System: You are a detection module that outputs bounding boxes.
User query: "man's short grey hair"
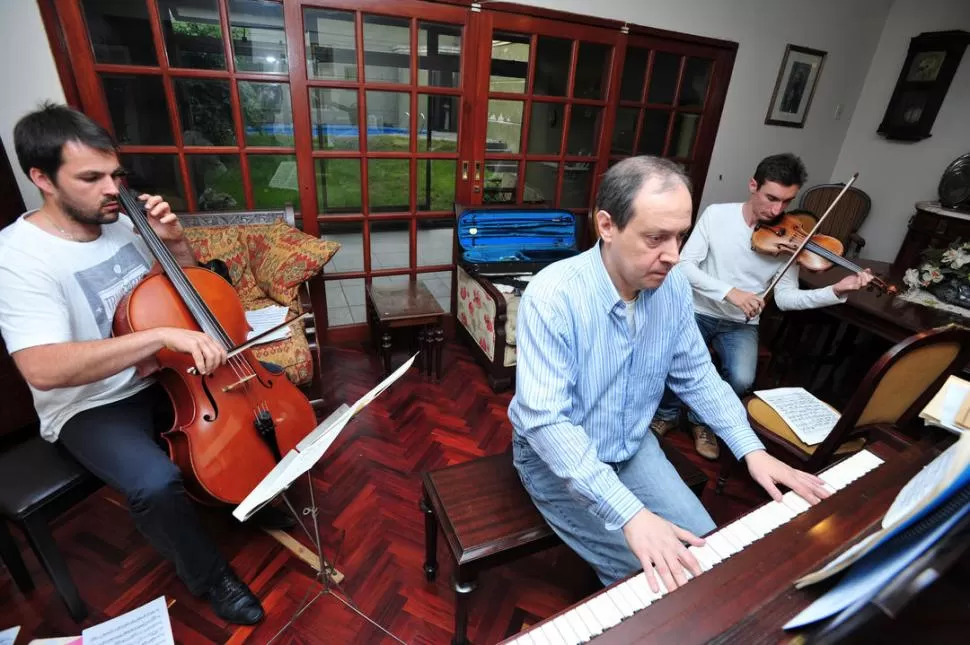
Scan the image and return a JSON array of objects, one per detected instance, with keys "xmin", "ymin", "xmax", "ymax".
[{"xmin": 595, "ymin": 156, "xmax": 692, "ymax": 230}]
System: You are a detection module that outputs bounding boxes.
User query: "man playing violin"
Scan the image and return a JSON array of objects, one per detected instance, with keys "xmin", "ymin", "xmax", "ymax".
[
  {"xmin": 652, "ymin": 153, "xmax": 873, "ymax": 460},
  {"xmin": 510, "ymin": 156, "xmax": 831, "ymax": 594},
  {"xmin": 0, "ymin": 103, "xmax": 266, "ymax": 624}
]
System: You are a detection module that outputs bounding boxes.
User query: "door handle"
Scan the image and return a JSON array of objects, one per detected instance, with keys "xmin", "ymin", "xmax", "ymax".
[
  {"xmin": 474, "ymin": 161, "xmax": 482, "ymax": 182},
  {"xmin": 462, "ymin": 160, "xmax": 469, "ymax": 181}
]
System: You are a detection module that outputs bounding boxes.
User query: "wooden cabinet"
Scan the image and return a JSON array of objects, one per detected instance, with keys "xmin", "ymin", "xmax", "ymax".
[{"xmin": 891, "ymin": 201, "xmax": 970, "ymax": 275}]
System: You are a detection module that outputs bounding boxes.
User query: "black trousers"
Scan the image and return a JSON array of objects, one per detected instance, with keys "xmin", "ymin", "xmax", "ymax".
[{"xmin": 57, "ymin": 384, "xmax": 226, "ymax": 595}]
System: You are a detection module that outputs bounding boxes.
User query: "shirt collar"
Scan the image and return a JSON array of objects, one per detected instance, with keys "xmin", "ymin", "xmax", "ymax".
[{"xmin": 587, "ymin": 242, "xmax": 629, "ymax": 314}]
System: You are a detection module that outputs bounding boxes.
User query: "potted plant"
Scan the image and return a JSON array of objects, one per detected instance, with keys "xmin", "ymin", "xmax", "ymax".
[{"xmin": 903, "ymin": 239, "xmax": 970, "ymax": 307}]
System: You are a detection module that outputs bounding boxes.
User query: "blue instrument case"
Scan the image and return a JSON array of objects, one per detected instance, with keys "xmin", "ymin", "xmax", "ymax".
[{"xmin": 454, "ymin": 203, "xmax": 582, "ymax": 275}]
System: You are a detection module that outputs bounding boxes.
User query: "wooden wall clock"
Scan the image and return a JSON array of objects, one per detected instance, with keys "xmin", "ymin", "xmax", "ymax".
[{"xmin": 877, "ymin": 30, "xmax": 970, "ymax": 141}]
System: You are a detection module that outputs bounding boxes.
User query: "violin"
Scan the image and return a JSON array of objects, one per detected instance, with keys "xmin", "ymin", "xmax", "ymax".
[
  {"xmin": 751, "ymin": 173, "xmax": 897, "ymax": 299},
  {"xmin": 752, "ymin": 210, "xmax": 897, "ymax": 295},
  {"xmin": 112, "ymin": 186, "xmax": 317, "ymax": 506}
]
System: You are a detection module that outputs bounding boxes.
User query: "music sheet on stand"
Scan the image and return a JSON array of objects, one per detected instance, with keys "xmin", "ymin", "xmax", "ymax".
[{"xmin": 754, "ymin": 387, "xmax": 839, "ymax": 446}]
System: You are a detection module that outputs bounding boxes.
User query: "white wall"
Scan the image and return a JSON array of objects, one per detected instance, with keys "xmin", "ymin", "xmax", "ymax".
[
  {"xmin": 832, "ymin": 0, "xmax": 970, "ymax": 262},
  {"xmin": 514, "ymin": 0, "xmax": 893, "ymax": 212},
  {"xmin": 0, "ymin": 1, "xmax": 67, "ymax": 211}
]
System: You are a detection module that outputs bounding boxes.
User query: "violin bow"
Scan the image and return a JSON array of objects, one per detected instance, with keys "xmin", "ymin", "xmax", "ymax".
[{"xmin": 759, "ymin": 172, "xmax": 859, "ymax": 300}]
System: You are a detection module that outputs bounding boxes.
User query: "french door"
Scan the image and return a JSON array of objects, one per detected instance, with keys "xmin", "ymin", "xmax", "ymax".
[{"xmin": 50, "ymin": 0, "xmax": 736, "ymax": 336}]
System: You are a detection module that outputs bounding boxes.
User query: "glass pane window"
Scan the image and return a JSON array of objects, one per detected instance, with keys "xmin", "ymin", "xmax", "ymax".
[
  {"xmin": 325, "ymin": 276, "xmax": 365, "ymax": 325},
  {"xmin": 486, "ymin": 100, "xmax": 523, "ymax": 154},
  {"xmin": 368, "ymin": 159, "xmax": 410, "ymax": 212},
  {"xmin": 638, "ymin": 109, "xmax": 670, "ymax": 156},
  {"xmin": 157, "ymin": 0, "xmax": 225, "ymax": 70},
  {"xmin": 648, "ymin": 52, "xmax": 681, "ymax": 104},
  {"xmin": 320, "ymin": 223, "xmax": 363, "ymax": 275},
  {"xmin": 417, "ymin": 95, "xmax": 459, "ymax": 152},
  {"xmin": 419, "ymin": 22, "xmax": 461, "ymax": 88},
  {"xmin": 524, "ymin": 161, "xmax": 558, "ymax": 204},
  {"xmin": 310, "ymin": 88, "xmax": 359, "ymax": 151},
  {"xmin": 305, "ymin": 8, "xmax": 356, "ymax": 81},
  {"xmin": 417, "ymin": 220, "xmax": 454, "ymax": 267},
  {"xmin": 483, "ymin": 160, "xmax": 518, "ymax": 204},
  {"xmin": 239, "ymin": 81, "xmax": 293, "ymax": 147},
  {"xmin": 315, "ymin": 159, "xmax": 362, "ymax": 214},
  {"xmin": 490, "ymin": 32, "xmax": 530, "ymax": 93},
  {"xmin": 369, "ymin": 220, "xmax": 410, "ymax": 270},
  {"xmin": 527, "ymin": 102, "xmax": 563, "ymax": 155},
  {"xmin": 174, "ymin": 79, "xmax": 235, "ymax": 146},
  {"xmin": 81, "ymin": 0, "xmax": 157, "ymax": 65},
  {"xmin": 420, "ymin": 270, "xmax": 452, "ymax": 312},
  {"xmin": 417, "ymin": 160, "xmax": 456, "ymax": 212},
  {"xmin": 187, "ymin": 154, "xmax": 244, "ymax": 211},
  {"xmin": 122, "ymin": 154, "xmax": 187, "ymax": 212},
  {"xmin": 574, "ymin": 42, "xmax": 610, "ymax": 99},
  {"xmin": 102, "ymin": 74, "xmax": 173, "ymax": 146},
  {"xmin": 366, "ymin": 91, "xmax": 410, "ymax": 152},
  {"xmin": 562, "ymin": 162, "xmax": 592, "ymax": 209},
  {"xmin": 363, "ymin": 14, "xmax": 410, "ymax": 84},
  {"xmin": 249, "ymin": 154, "xmax": 299, "ymax": 208},
  {"xmin": 229, "ymin": 0, "xmax": 287, "ymax": 73},
  {"xmin": 566, "ymin": 106, "xmax": 602, "ymax": 156},
  {"xmin": 611, "ymin": 107, "xmax": 638, "ymax": 155},
  {"xmin": 620, "ymin": 47, "xmax": 649, "ymax": 102},
  {"xmin": 533, "ymin": 36, "xmax": 570, "ymax": 96},
  {"xmin": 679, "ymin": 58, "xmax": 713, "ymax": 108},
  {"xmin": 670, "ymin": 113, "xmax": 701, "ymax": 158}
]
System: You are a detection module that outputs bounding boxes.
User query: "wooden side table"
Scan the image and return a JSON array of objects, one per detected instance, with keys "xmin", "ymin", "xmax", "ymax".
[{"xmin": 366, "ymin": 279, "xmax": 447, "ymax": 380}]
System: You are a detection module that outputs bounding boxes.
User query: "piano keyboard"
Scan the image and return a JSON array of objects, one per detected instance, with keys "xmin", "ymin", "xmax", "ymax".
[{"xmin": 505, "ymin": 449, "xmax": 886, "ymax": 645}]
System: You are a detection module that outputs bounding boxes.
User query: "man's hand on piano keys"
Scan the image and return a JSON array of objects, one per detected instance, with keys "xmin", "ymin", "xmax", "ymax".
[
  {"xmin": 744, "ymin": 450, "xmax": 831, "ymax": 505},
  {"xmin": 621, "ymin": 509, "xmax": 704, "ymax": 594}
]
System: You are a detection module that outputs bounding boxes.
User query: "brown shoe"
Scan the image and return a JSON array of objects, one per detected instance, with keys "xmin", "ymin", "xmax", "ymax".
[
  {"xmin": 691, "ymin": 425, "xmax": 720, "ymax": 460},
  {"xmin": 650, "ymin": 417, "xmax": 679, "ymax": 438}
]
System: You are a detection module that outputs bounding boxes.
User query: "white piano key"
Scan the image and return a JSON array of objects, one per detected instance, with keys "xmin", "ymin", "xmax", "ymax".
[
  {"xmin": 513, "ymin": 633, "xmax": 535, "ymax": 645},
  {"xmin": 626, "ymin": 575, "xmax": 655, "ymax": 607},
  {"xmin": 782, "ymin": 490, "xmax": 811, "ymax": 514},
  {"xmin": 769, "ymin": 501, "xmax": 797, "ymax": 522},
  {"xmin": 576, "ymin": 602, "xmax": 604, "ymax": 635},
  {"xmin": 699, "ymin": 542, "xmax": 723, "ymax": 564},
  {"xmin": 738, "ymin": 508, "xmax": 770, "ymax": 538},
  {"xmin": 618, "ymin": 580, "xmax": 646, "ymax": 611},
  {"xmin": 541, "ymin": 621, "xmax": 569, "ymax": 645},
  {"xmin": 759, "ymin": 502, "xmax": 792, "ymax": 528},
  {"xmin": 688, "ymin": 545, "xmax": 714, "ymax": 570},
  {"xmin": 550, "ymin": 616, "xmax": 580, "ymax": 645},
  {"xmin": 705, "ymin": 531, "xmax": 735, "ymax": 558},
  {"xmin": 856, "ymin": 450, "xmax": 884, "ymax": 469},
  {"xmin": 528, "ymin": 626, "xmax": 551, "ymax": 645},
  {"xmin": 715, "ymin": 526, "xmax": 744, "ymax": 552},
  {"xmin": 563, "ymin": 610, "xmax": 592, "ymax": 643},
  {"xmin": 591, "ymin": 594, "xmax": 623, "ymax": 628},
  {"xmin": 631, "ymin": 572, "xmax": 661, "ymax": 603},
  {"xmin": 728, "ymin": 520, "xmax": 759, "ymax": 545},
  {"xmin": 606, "ymin": 585, "xmax": 636, "ymax": 618}
]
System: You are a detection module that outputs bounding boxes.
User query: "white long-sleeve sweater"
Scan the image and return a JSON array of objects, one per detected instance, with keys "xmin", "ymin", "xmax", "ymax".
[{"xmin": 679, "ymin": 203, "xmax": 845, "ymax": 325}]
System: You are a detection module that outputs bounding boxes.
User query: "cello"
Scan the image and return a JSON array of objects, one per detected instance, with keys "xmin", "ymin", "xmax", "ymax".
[{"xmin": 112, "ymin": 186, "xmax": 317, "ymax": 506}]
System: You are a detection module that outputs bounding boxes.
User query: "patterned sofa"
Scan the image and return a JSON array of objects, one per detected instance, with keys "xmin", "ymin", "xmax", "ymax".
[
  {"xmin": 456, "ymin": 265, "xmax": 522, "ymax": 392},
  {"xmin": 178, "ymin": 205, "xmax": 339, "ymax": 396}
]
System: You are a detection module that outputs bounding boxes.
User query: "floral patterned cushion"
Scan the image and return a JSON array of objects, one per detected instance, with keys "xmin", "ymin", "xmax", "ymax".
[
  {"xmin": 456, "ymin": 266, "xmax": 520, "ymax": 367},
  {"xmin": 243, "ymin": 220, "xmax": 341, "ymax": 304},
  {"xmin": 183, "ymin": 226, "xmax": 263, "ymax": 306}
]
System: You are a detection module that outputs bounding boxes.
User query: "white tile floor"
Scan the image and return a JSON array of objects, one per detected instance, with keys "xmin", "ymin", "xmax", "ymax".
[{"xmin": 323, "ymin": 227, "xmax": 454, "ymax": 327}]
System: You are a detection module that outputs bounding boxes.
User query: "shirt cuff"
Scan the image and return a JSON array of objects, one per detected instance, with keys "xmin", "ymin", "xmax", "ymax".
[
  {"xmin": 720, "ymin": 428, "xmax": 766, "ymax": 462},
  {"xmin": 828, "ymin": 285, "xmax": 849, "ymax": 304},
  {"xmin": 595, "ymin": 478, "xmax": 645, "ymax": 531}
]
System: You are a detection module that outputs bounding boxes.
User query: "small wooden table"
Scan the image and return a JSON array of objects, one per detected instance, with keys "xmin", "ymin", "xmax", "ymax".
[{"xmin": 366, "ymin": 279, "xmax": 447, "ymax": 379}]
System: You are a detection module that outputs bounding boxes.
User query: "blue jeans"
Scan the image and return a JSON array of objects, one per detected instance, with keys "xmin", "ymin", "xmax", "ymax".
[
  {"xmin": 657, "ymin": 313, "xmax": 759, "ymax": 426},
  {"xmin": 513, "ymin": 431, "xmax": 716, "ymax": 586}
]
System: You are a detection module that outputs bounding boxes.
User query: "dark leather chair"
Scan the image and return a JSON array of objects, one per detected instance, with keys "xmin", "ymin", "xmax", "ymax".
[{"xmin": 0, "ymin": 436, "xmax": 103, "ymax": 621}]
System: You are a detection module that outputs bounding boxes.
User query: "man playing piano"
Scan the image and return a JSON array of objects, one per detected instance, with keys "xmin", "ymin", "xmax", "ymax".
[
  {"xmin": 508, "ymin": 156, "xmax": 830, "ymax": 593},
  {"xmin": 652, "ymin": 153, "xmax": 873, "ymax": 461}
]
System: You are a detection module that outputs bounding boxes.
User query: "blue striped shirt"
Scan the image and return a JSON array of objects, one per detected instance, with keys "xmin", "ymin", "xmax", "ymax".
[{"xmin": 508, "ymin": 244, "xmax": 765, "ymax": 531}]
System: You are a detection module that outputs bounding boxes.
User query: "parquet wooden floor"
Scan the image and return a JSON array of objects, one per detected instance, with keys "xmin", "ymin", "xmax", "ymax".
[{"xmin": 1, "ymin": 340, "xmax": 770, "ymax": 644}]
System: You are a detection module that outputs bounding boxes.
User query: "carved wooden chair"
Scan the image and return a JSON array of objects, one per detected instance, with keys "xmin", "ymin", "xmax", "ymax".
[
  {"xmin": 716, "ymin": 324, "xmax": 970, "ymax": 494},
  {"xmin": 798, "ymin": 183, "xmax": 872, "ymax": 258}
]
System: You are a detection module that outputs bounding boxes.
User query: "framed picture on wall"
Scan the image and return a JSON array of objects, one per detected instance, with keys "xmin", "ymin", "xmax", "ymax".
[{"xmin": 765, "ymin": 44, "xmax": 827, "ymax": 128}]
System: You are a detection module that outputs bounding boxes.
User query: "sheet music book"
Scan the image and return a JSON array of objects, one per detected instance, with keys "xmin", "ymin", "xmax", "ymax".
[
  {"xmin": 0, "ymin": 627, "xmax": 20, "ymax": 645},
  {"xmin": 794, "ymin": 431, "xmax": 970, "ymax": 589},
  {"xmin": 920, "ymin": 375, "xmax": 970, "ymax": 433},
  {"xmin": 25, "ymin": 597, "xmax": 174, "ymax": 645},
  {"xmin": 753, "ymin": 387, "xmax": 840, "ymax": 446},
  {"xmin": 233, "ymin": 353, "xmax": 418, "ymax": 522},
  {"xmin": 245, "ymin": 305, "xmax": 293, "ymax": 344}
]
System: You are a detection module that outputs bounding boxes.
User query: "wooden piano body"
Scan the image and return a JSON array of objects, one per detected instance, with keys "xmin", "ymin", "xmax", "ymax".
[{"xmin": 502, "ymin": 437, "xmax": 970, "ymax": 644}]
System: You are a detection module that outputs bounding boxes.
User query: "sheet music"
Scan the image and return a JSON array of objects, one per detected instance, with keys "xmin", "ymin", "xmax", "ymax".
[
  {"xmin": 753, "ymin": 387, "xmax": 839, "ymax": 446},
  {"xmin": 940, "ymin": 379, "xmax": 970, "ymax": 431},
  {"xmin": 245, "ymin": 305, "xmax": 292, "ymax": 343},
  {"xmin": 82, "ymin": 596, "xmax": 174, "ymax": 645},
  {"xmin": 0, "ymin": 627, "xmax": 20, "ymax": 645},
  {"xmin": 883, "ymin": 446, "xmax": 956, "ymax": 528}
]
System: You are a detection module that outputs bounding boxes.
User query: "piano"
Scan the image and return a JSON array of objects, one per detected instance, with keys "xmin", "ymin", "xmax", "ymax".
[{"xmin": 500, "ymin": 440, "xmax": 966, "ymax": 644}]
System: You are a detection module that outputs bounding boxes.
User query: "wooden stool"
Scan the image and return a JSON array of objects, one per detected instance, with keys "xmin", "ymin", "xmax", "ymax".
[
  {"xmin": 366, "ymin": 279, "xmax": 447, "ymax": 380},
  {"xmin": 420, "ymin": 443, "xmax": 708, "ymax": 644}
]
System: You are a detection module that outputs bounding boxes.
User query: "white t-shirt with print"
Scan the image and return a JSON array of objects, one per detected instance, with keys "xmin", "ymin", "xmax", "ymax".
[{"xmin": 0, "ymin": 212, "xmax": 154, "ymax": 441}]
